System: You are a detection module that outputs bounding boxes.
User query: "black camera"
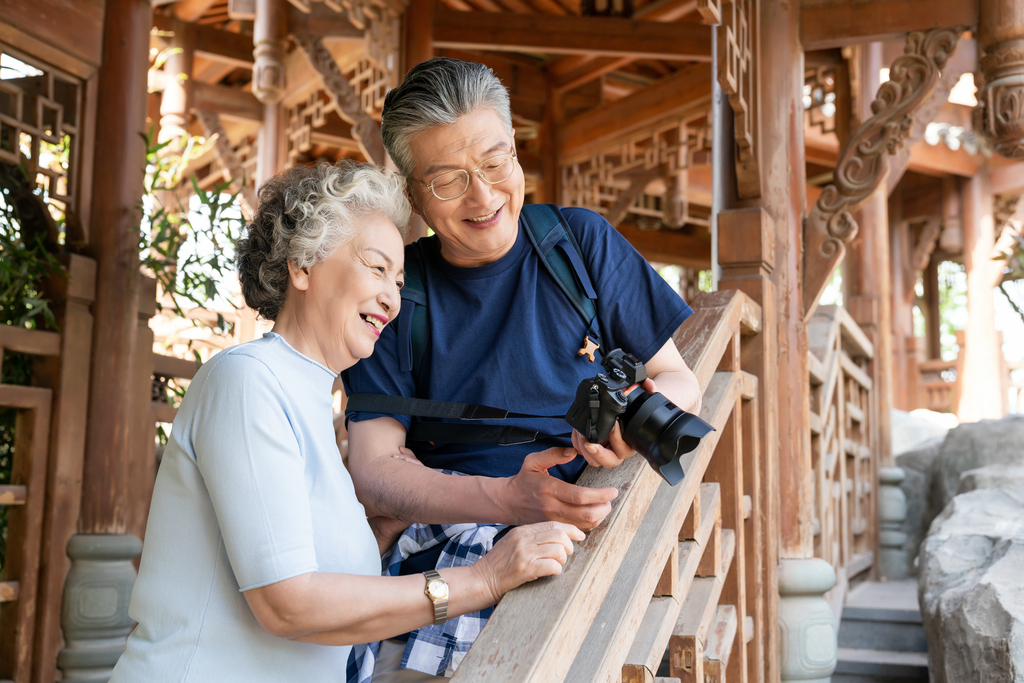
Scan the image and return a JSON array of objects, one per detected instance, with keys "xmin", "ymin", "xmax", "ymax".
[{"xmin": 564, "ymin": 349, "xmax": 714, "ymax": 486}]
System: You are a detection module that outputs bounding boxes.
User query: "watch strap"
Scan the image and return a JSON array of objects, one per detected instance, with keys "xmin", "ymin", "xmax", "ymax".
[{"xmin": 423, "ymin": 569, "xmax": 449, "ymax": 625}]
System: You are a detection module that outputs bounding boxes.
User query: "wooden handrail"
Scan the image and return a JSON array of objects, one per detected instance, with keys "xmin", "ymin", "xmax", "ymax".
[{"xmin": 452, "ymin": 289, "xmax": 762, "ymax": 682}]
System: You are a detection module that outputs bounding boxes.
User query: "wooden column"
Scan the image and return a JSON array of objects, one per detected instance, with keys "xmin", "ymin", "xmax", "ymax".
[
  {"xmin": 158, "ymin": 17, "xmax": 196, "ymax": 145},
  {"xmin": 253, "ymin": 0, "xmax": 288, "ymax": 104},
  {"xmin": 753, "ymin": 0, "xmax": 811, "ymax": 563},
  {"xmin": 845, "ymin": 42, "xmax": 894, "ymax": 468},
  {"xmin": 61, "ymin": 1, "xmax": 151, "ymax": 676},
  {"xmin": 958, "ymin": 171, "xmax": 1004, "ymax": 421},
  {"xmin": 256, "ymin": 101, "xmax": 283, "ymax": 189},
  {"xmin": 888, "ymin": 197, "xmax": 914, "ymax": 412},
  {"xmin": 404, "ymin": 0, "xmax": 435, "ymax": 71},
  {"xmin": 733, "ymin": 1, "xmax": 835, "ymax": 680},
  {"xmin": 538, "ymin": 77, "xmax": 562, "ymax": 205},
  {"xmin": 81, "ymin": 0, "xmax": 152, "ymax": 536},
  {"xmin": 924, "ymin": 254, "xmax": 941, "ymax": 360},
  {"xmin": 403, "ymin": 0, "xmax": 435, "ymax": 243}
]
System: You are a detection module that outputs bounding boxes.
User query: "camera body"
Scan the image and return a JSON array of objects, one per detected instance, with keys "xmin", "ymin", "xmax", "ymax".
[
  {"xmin": 564, "ymin": 349, "xmax": 647, "ymax": 444},
  {"xmin": 564, "ymin": 349, "xmax": 714, "ymax": 486}
]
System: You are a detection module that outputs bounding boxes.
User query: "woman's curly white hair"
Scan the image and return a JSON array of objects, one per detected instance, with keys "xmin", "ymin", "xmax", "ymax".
[{"xmin": 236, "ymin": 161, "xmax": 411, "ymax": 320}]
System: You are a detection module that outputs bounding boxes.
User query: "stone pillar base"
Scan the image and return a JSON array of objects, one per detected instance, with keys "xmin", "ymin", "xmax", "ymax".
[
  {"xmin": 878, "ymin": 467, "xmax": 910, "ymax": 580},
  {"xmin": 779, "ymin": 557, "xmax": 838, "ymax": 682},
  {"xmin": 58, "ymin": 534, "xmax": 143, "ymax": 683}
]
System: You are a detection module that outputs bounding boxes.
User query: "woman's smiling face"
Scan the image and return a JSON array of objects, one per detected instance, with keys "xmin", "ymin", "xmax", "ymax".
[
  {"xmin": 292, "ymin": 212, "xmax": 405, "ymax": 372},
  {"xmin": 407, "ymin": 108, "xmax": 524, "ymax": 268}
]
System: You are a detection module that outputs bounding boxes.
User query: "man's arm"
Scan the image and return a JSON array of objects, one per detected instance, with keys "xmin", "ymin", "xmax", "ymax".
[
  {"xmin": 571, "ymin": 338, "xmax": 702, "ymax": 468},
  {"xmin": 347, "ymin": 416, "xmax": 618, "ymax": 529}
]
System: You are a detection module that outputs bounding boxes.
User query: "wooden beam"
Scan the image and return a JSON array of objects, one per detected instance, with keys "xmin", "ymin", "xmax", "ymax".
[
  {"xmin": 433, "ymin": 9, "xmax": 712, "ymax": 60},
  {"xmin": 989, "ymin": 159, "xmax": 1024, "ymax": 193},
  {"xmin": 801, "ymin": 0, "xmax": 979, "ymax": 51},
  {"xmin": 153, "ymin": 14, "xmax": 257, "ymax": 68},
  {"xmin": 193, "ymin": 82, "xmax": 264, "ymax": 121},
  {"xmin": 173, "ymin": 0, "xmax": 221, "ymax": 21},
  {"xmin": 559, "ymin": 64, "xmax": 712, "ymax": 157},
  {"xmin": 615, "ymin": 223, "xmax": 711, "ymax": 269},
  {"xmin": 906, "ymin": 140, "xmax": 985, "ymax": 178},
  {"xmin": 287, "ymin": 2, "xmax": 363, "ymax": 38}
]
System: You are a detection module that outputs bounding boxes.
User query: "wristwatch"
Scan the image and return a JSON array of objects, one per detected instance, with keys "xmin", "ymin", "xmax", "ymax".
[{"xmin": 423, "ymin": 569, "xmax": 450, "ymax": 625}]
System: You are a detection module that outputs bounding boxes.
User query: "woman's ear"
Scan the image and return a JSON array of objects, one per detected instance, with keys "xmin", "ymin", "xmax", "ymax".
[{"xmin": 287, "ymin": 261, "xmax": 311, "ymax": 291}]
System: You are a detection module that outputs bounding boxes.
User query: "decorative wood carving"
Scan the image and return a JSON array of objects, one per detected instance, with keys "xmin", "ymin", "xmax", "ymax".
[
  {"xmin": 293, "ymin": 33, "xmax": 385, "ymax": 164},
  {"xmin": 253, "ymin": 0, "xmax": 288, "ymax": 103},
  {"xmin": 196, "ymin": 111, "xmax": 258, "ymax": 218},
  {"xmin": 978, "ymin": 0, "xmax": 1024, "ymax": 159},
  {"xmin": 561, "ymin": 111, "xmax": 711, "ymax": 229},
  {"xmin": 717, "ymin": 0, "xmax": 761, "ymax": 199},
  {"xmin": 805, "ymin": 66, "xmax": 838, "ymax": 138},
  {"xmin": 802, "ymin": 27, "xmax": 963, "ymax": 321}
]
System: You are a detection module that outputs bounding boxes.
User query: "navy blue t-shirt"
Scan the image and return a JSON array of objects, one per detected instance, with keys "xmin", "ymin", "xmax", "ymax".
[{"xmin": 343, "ymin": 206, "xmax": 693, "ymax": 483}]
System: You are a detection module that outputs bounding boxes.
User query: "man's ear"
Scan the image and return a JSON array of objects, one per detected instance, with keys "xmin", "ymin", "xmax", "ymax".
[
  {"xmin": 405, "ymin": 184, "xmax": 426, "ymax": 218},
  {"xmin": 287, "ymin": 261, "xmax": 311, "ymax": 291}
]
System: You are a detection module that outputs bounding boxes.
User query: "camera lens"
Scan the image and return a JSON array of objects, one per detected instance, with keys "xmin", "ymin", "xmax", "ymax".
[{"xmin": 620, "ymin": 390, "xmax": 715, "ymax": 485}]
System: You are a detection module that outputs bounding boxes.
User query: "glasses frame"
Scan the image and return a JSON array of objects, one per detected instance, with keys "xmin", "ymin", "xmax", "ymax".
[{"xmin": 410, "ymin": 149, "xmax": 518, "ymax": 201}]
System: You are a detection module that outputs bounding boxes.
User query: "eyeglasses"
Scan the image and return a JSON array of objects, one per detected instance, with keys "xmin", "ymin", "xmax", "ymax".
[{"xmin": 410, "ymin": 150, "xmax": 518, "ymax": 201}]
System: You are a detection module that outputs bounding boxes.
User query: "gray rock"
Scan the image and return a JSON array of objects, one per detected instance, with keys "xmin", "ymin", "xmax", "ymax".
[
  {"xmin": 895, "ymin": 436, "xmax": 944, "ymax": 574},
  {"xmin": 891, "ymin": 408, "xmax": 955, "ymax": 457},
  {"xmin": 931, "ymin": 414, "xmax": 1024, "ymax": 518},
  {"xmin": 958, "ymin": 464, "xmax": 1024, "ymax": 495},
  {"xmin": 918, "ymin": 484, "xmax": 1024, "ymax": 683}
]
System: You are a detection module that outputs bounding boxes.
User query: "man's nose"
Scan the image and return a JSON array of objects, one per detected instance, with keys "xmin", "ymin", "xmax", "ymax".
[{"xmin": 465, "ymin": 171, "xmax": 497, "ymax": 203}]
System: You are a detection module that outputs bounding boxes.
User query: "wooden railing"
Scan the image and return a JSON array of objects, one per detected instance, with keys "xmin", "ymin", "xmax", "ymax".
[
  {"xmin": 452, "ymin": 289, "xmax": 769, "ymax": 683},
  {"xmin": 807, "ymin": 305, "xmax": 876, "ymax": 610}
]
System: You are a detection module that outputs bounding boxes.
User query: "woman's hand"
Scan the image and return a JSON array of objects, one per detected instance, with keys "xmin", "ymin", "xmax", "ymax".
[
  {"xmin": 366, "ymin": 447, "xmax": 423, "ymax": 553},
  {"xmin": 472, "ymin": 521, "xmax": 586, "ymax": 603}
]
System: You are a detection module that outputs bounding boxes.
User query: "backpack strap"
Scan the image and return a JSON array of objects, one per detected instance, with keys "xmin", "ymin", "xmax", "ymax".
[
  {"xmin": 397, "ymin": 241, "xmax": 429, "ymax": 377},
  {"xmin": 520, "ymin": 204, "xmax": 600, "ymax": 341}
]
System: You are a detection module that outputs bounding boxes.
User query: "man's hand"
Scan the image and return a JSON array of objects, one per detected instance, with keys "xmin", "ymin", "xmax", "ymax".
[
  {"xmin": 571, "ymin": 377, "xmax": 660, "ymax": 469},
  {"xmin": 498, "ymin": 447, "xmax": 618, "ymax": 530}
]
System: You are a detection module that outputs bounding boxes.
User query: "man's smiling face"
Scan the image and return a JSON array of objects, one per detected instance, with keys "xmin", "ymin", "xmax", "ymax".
[{"xmin": 407, "ymin": 108, "xmax": 524, "ymax": 268}]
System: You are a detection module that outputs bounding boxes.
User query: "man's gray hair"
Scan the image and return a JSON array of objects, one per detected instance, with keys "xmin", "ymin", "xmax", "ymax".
[
  {"xmin": 236, "ymin": 161, "xmax": 411, "ymax": 321},
  {"xmin": 381, "ymin": 57, "xmax": 513, "ymax": 177}
]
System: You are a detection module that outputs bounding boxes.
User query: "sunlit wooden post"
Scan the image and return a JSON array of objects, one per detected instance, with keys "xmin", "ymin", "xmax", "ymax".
[
  {"xmin": 957, "ymin": 171, "xmax": 1004, "ymax": 420},
  {"xmin": 60, "ymin": 0, "xmax": 152, "ymax": 680}
]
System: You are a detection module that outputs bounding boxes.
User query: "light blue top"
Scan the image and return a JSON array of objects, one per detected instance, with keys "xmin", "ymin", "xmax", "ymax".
[{"xmin": 112, "ymin": 333, "xmax": 381, "ymax": 683}]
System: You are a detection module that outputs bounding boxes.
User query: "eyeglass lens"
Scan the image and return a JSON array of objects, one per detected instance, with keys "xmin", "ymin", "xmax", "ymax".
[{"xmin": 431, "ymin": 154, "xmax": 515, "ymax": 200}]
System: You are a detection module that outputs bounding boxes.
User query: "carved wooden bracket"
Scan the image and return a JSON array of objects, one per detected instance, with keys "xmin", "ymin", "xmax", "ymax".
[
  {"xmin": 293, "ymin": 33, "xmax": 386, "ymax": 165},
  {"xmin": 196, "ymin": 111, "xmax": 259, "ymax": 219},
  {"xmin": 802, "ymin": 27, "xmax": 963, "ymax": 322},
  {"xmin": 701, "ymin": 0, "xmax": 761, "ymax": 199}
]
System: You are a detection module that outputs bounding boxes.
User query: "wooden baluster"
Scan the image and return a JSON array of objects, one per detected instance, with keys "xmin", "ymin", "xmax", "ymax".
[
  {"xmin": 718, "ymin": 207, "xmax": 776, "ymax": 683},
  {"xmin": 127, "ymin": 276, "xmax": 158, "ymax": 550}
]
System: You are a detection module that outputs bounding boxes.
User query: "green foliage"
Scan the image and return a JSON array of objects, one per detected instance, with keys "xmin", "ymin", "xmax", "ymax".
[
  {"xmin": 937, "ymin": 261, "xmax": 968, "ymax": 361},
  {"xmin": 137, "ymin": 128, "xmax": 247, "ymax": 442},
  {"xmin": 0, "ymin": 163, "xmax": 67, "ymax": 573}
]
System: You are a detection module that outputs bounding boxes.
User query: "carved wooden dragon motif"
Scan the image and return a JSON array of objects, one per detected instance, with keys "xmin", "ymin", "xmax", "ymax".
[
  {"xmin": 802, "ymin": 27, "xmax": 963, "ymax": 321},
  {"xmin": 293, "ymin": 33, "xmax": 386, "ymax": 165}
]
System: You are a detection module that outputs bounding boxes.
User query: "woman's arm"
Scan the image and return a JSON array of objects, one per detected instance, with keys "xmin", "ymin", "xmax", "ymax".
[{"xmin": 243, "ymin": 521, "xmax": 584, "ymax": 645}]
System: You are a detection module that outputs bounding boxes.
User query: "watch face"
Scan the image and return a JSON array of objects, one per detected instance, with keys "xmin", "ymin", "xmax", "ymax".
[{"xmin": 427, "ymin": 579, "xmax": 449, "ymax": 600}]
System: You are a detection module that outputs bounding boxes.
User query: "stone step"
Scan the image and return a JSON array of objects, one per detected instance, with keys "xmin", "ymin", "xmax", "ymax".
[
  {"xmin": 839, "ymin": 606, "xmax": 928, "ymax": 653},
  {"xmin": 835, "ymin": 647, "xmax": 930, "ymax": 681}
]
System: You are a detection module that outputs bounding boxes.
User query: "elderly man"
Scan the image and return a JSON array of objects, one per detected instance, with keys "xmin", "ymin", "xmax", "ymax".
[{"xmin": 342, "ymin": 57, "xmax": 702, "ymax": 681}]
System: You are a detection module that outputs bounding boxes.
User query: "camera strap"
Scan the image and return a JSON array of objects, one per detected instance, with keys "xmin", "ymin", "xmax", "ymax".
[{"xmin": 345, "ymin": 393, "xmax": 572, "ymax": 446}]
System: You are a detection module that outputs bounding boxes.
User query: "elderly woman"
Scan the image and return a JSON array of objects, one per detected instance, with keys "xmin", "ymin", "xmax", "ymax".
[{"xmin": 110, "ymin": 161, "xmax": 583, "ymax": 683}]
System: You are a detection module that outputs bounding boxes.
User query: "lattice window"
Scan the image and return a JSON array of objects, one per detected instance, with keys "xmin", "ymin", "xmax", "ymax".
[
  {"xmin": 804, "ymin": 66, "xmax": 838, "ymax": 137},
  {"xmin": 0, "ymin": 46, "xmax": 83, "ymax": 221},
  {"xmin": 287, "ymin": 91, "xmax": 328, "ymax": 163},
  {"xmin": 561, "ymin": 112, "xmax": 711, "ymax": 228}
]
